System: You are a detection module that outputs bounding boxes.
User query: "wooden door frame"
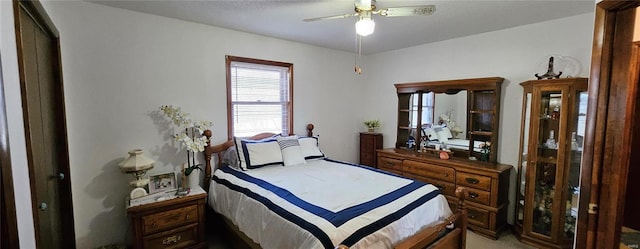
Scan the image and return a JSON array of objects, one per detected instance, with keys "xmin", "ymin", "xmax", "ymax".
[
  {"xmin": 0, "ymin": 54, "xmax": 20, "ymax": 249},
  {"xmin": 576, "ymin": 1, "xmax": 640, "ymax": 249},
  {"xmin": 13, "ymin": 1, "xmax": 76, "ymax": 248}
]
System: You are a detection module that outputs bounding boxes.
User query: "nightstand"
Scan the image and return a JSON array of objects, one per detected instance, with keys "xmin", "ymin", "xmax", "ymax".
[
  {"xmin": 127, "ymin": 186, "xmax": 208, "ymax": 249},
  {"xmin": 360, "ymin": 132, "xmax": 382, "ymax": 167}
]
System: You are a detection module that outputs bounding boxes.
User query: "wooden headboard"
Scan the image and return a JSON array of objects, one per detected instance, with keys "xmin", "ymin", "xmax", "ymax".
[{"xmin": 201, "ymin": 123, "xmax": 315, "ymax": 191}]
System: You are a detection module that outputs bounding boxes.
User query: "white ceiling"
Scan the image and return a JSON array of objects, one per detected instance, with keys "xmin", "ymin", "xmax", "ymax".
[{"xmin": 90, "ymin": 0, "xmax": 596, "ymax": 55}]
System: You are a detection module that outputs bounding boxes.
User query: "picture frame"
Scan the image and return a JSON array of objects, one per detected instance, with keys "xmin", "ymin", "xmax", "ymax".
[{"xmin": 148, "ymin": 172, "xmax": 177, "ymax": 194}]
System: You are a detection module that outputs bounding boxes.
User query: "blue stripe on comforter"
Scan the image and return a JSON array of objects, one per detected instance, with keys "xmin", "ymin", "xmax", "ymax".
[
  {"xmin": 219, "ymin": 164, "xmax": 425, "ymax": 227},
  {"xmin": 213, "ymin": 159, "xmax": 442, "ymax": 248},
  {"xmin": 213, "ymin": 176, "xmax": 335, "ymax": 249},
  {"xmin": 340, "ymin": 190, "xmax": 442, "ymax": 247}
]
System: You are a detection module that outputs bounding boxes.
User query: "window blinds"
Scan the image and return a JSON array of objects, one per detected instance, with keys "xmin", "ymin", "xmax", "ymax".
[{"xmin": 230, "ymin": 61, "xmax": 290, "ymax": 137}]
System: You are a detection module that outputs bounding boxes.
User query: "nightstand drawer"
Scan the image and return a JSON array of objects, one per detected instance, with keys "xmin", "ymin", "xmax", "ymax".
[
  {"xmin": 143, "ymin": 205, "xmax": 198, "ymax": 235},
  {"xmin": 143, "ymin": 223, "xmax": 198, "ymax": 249},
  {"xmin": 456, "ymin": 172, "xmax": 491, "ymax": 191}
]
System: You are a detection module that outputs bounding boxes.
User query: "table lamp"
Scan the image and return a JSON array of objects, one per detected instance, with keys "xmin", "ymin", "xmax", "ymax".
[{"xmin": 119, "ymin": 149, "xmax": 154, "ymax": 196}]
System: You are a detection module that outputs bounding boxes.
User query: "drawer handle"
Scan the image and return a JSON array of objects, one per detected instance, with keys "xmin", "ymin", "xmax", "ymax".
[
  {"xmin": 186, "ymin": 214, "xmax": 190, "ymax": 220},
  {"xmin": 386, "ymin": 162, "xmax": 393, "ymax": 166},
  {"xmin": 152, "ymin": 222, "xmax": 157, "ymax": 229},
  {"xmin": 468, "ymin": 192, "xmax": 479, "ymax": 199},
  {"xmin": 162, "ymin": 235, "xmax": 181, "ymax": 245},
  {"xmin": 434, "ymin": 184, "xmax": 446, "ymax": 190},
  {"xmin": 465, "ymin": 177, "xmax": 480, "ymax": 184},
  {"xmin": 468, "ymin": 213, "xmax": 477, "ymax": 219}
]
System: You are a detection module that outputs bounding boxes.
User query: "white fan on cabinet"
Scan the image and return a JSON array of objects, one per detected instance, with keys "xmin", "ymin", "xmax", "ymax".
[{"xmin": 304, "ymin": 0, "xmax": 435, "ymax": 37}]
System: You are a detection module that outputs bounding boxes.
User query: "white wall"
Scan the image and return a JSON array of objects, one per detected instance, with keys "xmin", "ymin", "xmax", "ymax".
[
  {"xmin": 2, "ymin": 0, "xmax": 596, "ymax": 247},
  {"xmin": 35, "ymin": 1, "xmax": 366, "ymax": 248},
  {"xmin": 364, "ymin": 13, "xmax": 595, "ymax": 224}
]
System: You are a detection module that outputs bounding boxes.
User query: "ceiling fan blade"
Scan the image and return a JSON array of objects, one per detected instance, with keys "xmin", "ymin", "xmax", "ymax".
[
  {"xmin": 377, "ymin": 5, "xmax": 435, "ymax": 17},
  {"xmin": 303, "ymin": 13, "xmax": 358, "ymax": 22}
]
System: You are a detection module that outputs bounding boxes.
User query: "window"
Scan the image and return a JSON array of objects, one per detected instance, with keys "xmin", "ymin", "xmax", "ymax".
[
  {"xmin": 409, "ymin": 92, "xmax": 435, "ymax": 128},
  {"xmin": 226, "ymin": 56, "xmax": 293, "ymax": 139}
]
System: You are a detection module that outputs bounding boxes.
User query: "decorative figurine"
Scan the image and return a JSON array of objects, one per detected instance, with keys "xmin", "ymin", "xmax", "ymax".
[
  {"xmin": 545, "ymin": 130, "xmax": 558, "ymax": 149},
  {"xmin": 535, "ymin": 57, "xmax": 563, "ymax": 80}
]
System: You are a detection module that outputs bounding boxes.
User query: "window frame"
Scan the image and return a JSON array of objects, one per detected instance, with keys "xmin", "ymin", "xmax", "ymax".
[{"xmin": 225, "ymin": 55, "xmax": 294, "ymax": 140}]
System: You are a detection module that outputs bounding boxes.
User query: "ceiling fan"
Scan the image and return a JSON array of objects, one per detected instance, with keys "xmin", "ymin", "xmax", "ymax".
[{"xmin": 303, "ymin": 0, "xmax": 436, "ymax": 37}]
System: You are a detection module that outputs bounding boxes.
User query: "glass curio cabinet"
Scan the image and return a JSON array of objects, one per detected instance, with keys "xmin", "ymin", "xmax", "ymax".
[{"xmin": 514, "ymin": 78, "xmax": 588, "ymax": 249}]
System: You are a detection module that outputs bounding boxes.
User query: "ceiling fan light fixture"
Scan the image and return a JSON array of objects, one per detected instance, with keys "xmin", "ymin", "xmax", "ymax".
[{"xmin": 355, "ymin": 15, "xmax": 375, "ymax": 36}]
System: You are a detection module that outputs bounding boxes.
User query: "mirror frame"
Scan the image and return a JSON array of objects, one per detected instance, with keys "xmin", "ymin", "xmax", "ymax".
[{"xmin": 394, "ymin": 77, "xmax": 504, "ymax": 163}]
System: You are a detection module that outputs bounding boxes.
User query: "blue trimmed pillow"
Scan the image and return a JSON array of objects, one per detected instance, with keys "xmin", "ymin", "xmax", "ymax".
[
  {"xmin": 234, "ymin": 135, "xmax": 283, "ymax": 170},
  {"xmin": 298, "ymin": 137, "xmax": 325, "ymax": 160},
  {"xmin": 277, "ymin": 136, "xmax": 306, "ymax": 166}
]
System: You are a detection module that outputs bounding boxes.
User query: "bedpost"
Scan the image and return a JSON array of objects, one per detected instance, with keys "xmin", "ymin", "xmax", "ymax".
[
  {"xmin": 307, "ymin": 123, "xmax": 314, "ymax": 137},
  {"xmin": 455, "ymin": 187, "xmax": 468, "ymax": 249},
  {"xmin": 203, "ymin": 129, "xmax": 213, "ymax": 192}
]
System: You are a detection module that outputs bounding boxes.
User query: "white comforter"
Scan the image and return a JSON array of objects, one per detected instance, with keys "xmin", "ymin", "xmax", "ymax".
[{"xmin": 209, "ymin": 159, "xmax": 452, "ymax": 249}]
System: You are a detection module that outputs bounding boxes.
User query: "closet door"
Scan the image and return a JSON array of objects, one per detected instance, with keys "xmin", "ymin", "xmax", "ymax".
[{"xmin": 577, "ymin": 2, "xmax": 640, "ymax": 249}]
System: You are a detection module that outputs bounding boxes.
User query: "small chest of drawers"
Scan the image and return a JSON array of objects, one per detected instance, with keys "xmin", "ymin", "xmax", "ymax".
[
  {"xmin": 127, "ymin": 187, "xmax": 208, "ymax": 249},
  {"xmin": 360, "ymin": 132, "xmax": 383, "ymax": 167}
]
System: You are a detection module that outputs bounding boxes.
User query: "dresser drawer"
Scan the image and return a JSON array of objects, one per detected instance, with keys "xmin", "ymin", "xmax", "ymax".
[
  {"xmin": 464, "ymin": 189, "xmax": 491, "ymax": 206},
  {"xmin": 143, "ymin": 223, "xmax": 198, "ymax": 249},
  {"xmin": 378, "ymin": 157, "xmax": 403, "ymax": 172},
  {"xmin": 466, "ymin": 205, "xmax": 490, "ymax": 229},
  {"xmin": 143, "ymin": 205, "xmax": 198, "ymax": 235},
  {"xmin": 406, "ymin": 174, "xmax": 456, "ymax": 197},
  {"xmin": 456, "ymin": 172, "xmax": 491, "ymax": 191},
  {"xmin": 403, "ymin": 160, "xmax": 455, "ymax": 182}
]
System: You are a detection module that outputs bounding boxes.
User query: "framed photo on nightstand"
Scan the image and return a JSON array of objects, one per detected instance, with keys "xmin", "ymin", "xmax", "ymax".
[{"xmin": 148, "ymin": 172, "xmax": 176, "ymax": 194}]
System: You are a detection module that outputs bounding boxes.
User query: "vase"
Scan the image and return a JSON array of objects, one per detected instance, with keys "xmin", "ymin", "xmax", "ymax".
[
  {"xmin": 188, "ymin": 170, "xmax": 201, "ymax": 189},
  {"xmin": 368, "ymin": 128, "xmax": 375, "ymax": 132}
]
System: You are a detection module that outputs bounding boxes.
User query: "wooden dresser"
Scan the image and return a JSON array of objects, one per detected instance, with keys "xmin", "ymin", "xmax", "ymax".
[
  {"xmin": 127, "ymin": 187, "xmax": 208, "ymax": 249},
  {"xmin": 377, "ymin": 148, "xmax": 512, "ymax": 239},
  {"xmin": 360, "ymin": 132, "xmax": 383, "ymax": 167}
]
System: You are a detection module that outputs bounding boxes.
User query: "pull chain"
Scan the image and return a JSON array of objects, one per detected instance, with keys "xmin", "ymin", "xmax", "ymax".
[{"xmin": 354, "ymin": 34, "xmax": 362, "ymax": 75}]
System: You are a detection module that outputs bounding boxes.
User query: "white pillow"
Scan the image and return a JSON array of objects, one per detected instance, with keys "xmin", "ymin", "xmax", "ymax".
[
  {"xmin": 423, "ymin": 128, "xmax": 439, "ymax": 141},
  {"xmin": 298, "ymin": 137, "xmax": 325, "ymax": 160},
  {"xmin": 222, "ymin": 146, "xmax": 240, "ymax": 169},
  {"xmin": 277, "ymin": 136, "xmax": 306, "ymax": 166},
  {"xmin": 234, "ymin": 136, "xmax": 283, "ymax": 170},
  {"xmin": 434, "ymin": 127, "xmax": 452, "ymax": 142}
]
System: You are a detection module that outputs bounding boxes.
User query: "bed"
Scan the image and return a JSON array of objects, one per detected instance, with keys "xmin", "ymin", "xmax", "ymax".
[
  {"xmin": 420, "ymin": 126, "xmax": 485, "ymax": 155},
  {"xmin": 201, "ymin": 125, "xmax": 468, "ymax": 249}
]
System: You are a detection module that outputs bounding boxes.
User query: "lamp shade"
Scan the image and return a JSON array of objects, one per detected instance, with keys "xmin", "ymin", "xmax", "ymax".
[
  {"xmin": 355, "ymin": 15, "xmax": 375, "ymax": 36},
  {"xmin": 119, "ymin": 149, "xmax": 154, "ymax": 173}
]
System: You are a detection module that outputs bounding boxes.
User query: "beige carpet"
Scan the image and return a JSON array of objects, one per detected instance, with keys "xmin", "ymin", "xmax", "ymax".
[
  {"xmin": 208, "ymin": 229, "xmax": 537, "ymax": 249},
  {"xmin": 467, "ymin": 230, "xmax": 537, "ymax": 249}
]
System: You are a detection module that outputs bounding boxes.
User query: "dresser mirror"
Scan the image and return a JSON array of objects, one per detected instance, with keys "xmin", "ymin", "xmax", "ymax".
[{"xmin": 395, "ymin": 77, "xmax": 503, "ymax": 163}]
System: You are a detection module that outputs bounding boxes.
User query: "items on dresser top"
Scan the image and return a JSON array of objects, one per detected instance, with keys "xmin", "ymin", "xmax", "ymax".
[
  {"xmin": 377, "ymin": 148, "xmax": 511, "ymax": 239},
  {"xmin": 128, "ymin": 186, "xmax": 205, "ymax": 207}
]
